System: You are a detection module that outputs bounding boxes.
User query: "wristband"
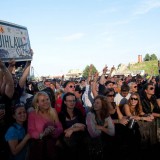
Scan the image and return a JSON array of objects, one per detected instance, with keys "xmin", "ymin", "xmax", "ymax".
[
  {"xmin": 39, "ymin": 133, "xmax": 43, "ymax": 139},
  {"xmin": 72, "ymin": 124, "xmax": 76, "ymax": 128}
]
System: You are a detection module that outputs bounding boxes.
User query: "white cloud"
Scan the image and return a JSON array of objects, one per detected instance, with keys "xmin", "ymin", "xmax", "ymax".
[
  {"xmin": 62, "ymin": 33, "xmax": 85, "ymax": 41},
  {"xmin": 109, "ymin": 19, "xmax": 130, "ymax": 26},
  {"xmin": 100, "ymin": 7, "xmax": 118, "ymax": 14},
  {"xmin": 134, "ymin": 0, "xmax": 160, "ymax": 15}
]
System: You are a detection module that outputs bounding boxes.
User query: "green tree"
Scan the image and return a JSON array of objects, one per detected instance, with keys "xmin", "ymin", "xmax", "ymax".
[
  {"xmin": 150, "ymin": 54, "xmax": 158, "ymax": 60},
  {"xmin": 82, "ymin": 64, "xmax": 97, "ymax": 78},
  {"xmin": 143, "ymin": 53, "xmax": 150, "ymax": 61}
]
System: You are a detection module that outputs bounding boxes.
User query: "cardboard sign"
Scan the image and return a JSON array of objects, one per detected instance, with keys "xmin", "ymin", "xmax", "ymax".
[{"xmin": 0, "ymin": 20, "xmax": 32, "ymax": 62}]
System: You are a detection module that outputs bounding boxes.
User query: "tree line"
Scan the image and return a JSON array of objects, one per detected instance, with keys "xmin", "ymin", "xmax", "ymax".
[
  {"xmin": 82, "ymin": 54, "xmax": 159, "ymax": 77},
  {"xmin": 143, "ymin": 53, "xmax": 158, "ymax": 61}
]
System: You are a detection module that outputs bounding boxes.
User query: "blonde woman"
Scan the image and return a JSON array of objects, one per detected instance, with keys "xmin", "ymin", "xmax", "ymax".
[{"xmin": 27, "ymin": 91, "xmax": 63, "ymax": 160}]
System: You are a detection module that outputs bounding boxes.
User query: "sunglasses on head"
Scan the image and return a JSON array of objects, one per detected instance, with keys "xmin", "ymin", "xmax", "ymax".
[
  {"xmin": 130, "ymin": 97, "xmax": 138, "ymax": 101},
  {"xmin": 13, "ymin": 102, "xmax": 25, "ymax": 112},
  {"xmin": 107, "ymin": 94, "xmax": 115, "ymax": 97},
  {"xmin": 69, "ymin": 85, "xmax": 75, "ymax": 88},
  {"xmin": 149, "ymin": 87, "xmax": 154, "ymax": 90},
  {"xmin": 15, "ymin": 102, "xmax": 25, "ymax": 107}
]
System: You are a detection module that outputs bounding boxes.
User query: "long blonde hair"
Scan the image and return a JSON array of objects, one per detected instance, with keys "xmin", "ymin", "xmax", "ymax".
[{"xmin": 32, "ymin": 91, "xmax": 55, "ymax": 121}]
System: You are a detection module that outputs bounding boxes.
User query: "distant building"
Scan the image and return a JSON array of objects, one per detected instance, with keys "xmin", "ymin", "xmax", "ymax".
[
  {"xmin": 138, "ymin": 55, "xmax": 142, "ymax": 63},
  {"xmin": 65, "ymin": 69, "xmax": 82, "ymax": 78}
]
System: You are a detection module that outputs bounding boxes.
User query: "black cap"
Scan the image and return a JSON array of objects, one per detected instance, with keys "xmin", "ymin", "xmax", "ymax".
[
  {"xmin": 105, "ymin": 80, "xmax": 114, "ymax": 86},
  {"xmin": 121, "ymin": 84, "xmax": 129, "ymax": 92},
  {"xmin": 75, "ymin": 85, "xmax": 81, "ymax": 91}
]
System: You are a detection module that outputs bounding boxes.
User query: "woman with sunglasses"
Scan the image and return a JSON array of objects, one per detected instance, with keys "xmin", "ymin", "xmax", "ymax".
[
  {"xmin": 123, "ymin": 93, "xmax": 154, "ymax": 122},
  {"xmin": 104, "ymin": 88, "xmax": 129, "ymax": 125},
  {"xmin": 140, "ymin": 82, "xmax": 160, "ymax": 118},
  {"xmin": 122, "ymin": 93, "xmax": 146, "ymax": 156},
  {"xmin": 55, "ymin": 80, "xmax": 86, "ymax": 117},
  {"xmin": 140, "ymin": 83, "xmax": 160, "ymax": 146},
  {"xmin": 123, "ymin": 93, "xmax": 156, "ymax": 152},
  {"xmin": 105, "ymin": 88, "xmax": 141, "ymax": 156}
]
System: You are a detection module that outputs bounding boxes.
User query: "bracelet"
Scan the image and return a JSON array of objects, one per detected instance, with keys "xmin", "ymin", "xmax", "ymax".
[
  {"xmin": 72, "ymin": 124, "xmax": 76, "ymax": 128},
  {"xmin": 115, "ymin": 119, "xmax": 119, "ymax": 123},
  {"xmin": 39, "ymin": 133, "xmax": 43, "ymax": 139}
]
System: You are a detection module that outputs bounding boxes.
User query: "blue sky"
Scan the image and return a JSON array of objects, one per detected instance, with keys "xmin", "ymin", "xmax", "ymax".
[{"xmin": 1, "ymin": 0, "xmax": 160, "ymax": 76}]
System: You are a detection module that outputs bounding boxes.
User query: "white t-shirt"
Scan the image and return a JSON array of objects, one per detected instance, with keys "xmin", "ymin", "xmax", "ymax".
[{"xmin": 114, "ymin": 92, "xmax": 131, "ymax": 106}]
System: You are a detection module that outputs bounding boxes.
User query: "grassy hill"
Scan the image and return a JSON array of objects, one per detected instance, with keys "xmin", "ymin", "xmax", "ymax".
[{"xmin": 127, "ymin": 60, "xmax": 159, "ymax": 76}]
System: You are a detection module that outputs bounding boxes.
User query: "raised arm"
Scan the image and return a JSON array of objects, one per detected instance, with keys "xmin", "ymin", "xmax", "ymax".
[
  {"xmin": 19, "ymin": 49, "xmax": 33, "ymax": 88},
  {"xmin": 91, "ymin": 72, "xmax": 99, "ymax": 97},
  {"xmin": 107, "ymin": 65, "xmax": 115, "ymax": 79},
  {"xmin": 99, "ymin": 65, "xmax": 107, "ymax": 85},
  {"xmin": 0, "ymin": 60, "xmax": 14, "ymax": 98},
  {"xmin": 87, "ymin": 64, "xmax": 93, "ymax": 85},
  {"xmin": 7, "ymin": 59, "xmax": 16, "ymax": 74},
  {"xmin": 19, "ymin": 61, "xmax": 31, "ymax": 88}
]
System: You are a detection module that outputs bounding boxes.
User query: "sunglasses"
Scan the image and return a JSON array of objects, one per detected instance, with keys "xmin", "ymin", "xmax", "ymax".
[
  {"xmin": 149, "ymin": 87, "xmax": 155, "ymax": 90},
  {"xmin": 69, "ymin": 85, "xmax": 75, "ymax": 88},
  {"xmin": 130, "ymin": 97, "xmax": 138, "ymax": 101},
  {"xmin": 107, "ymin": 94, "xmax": 115, "ymax": 97},
  {"xmin": 133, "ymin": 86, "xmax": 137, "ymax": 88}
]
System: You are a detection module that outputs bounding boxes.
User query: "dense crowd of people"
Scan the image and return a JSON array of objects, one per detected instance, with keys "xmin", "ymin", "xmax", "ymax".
[{"xmin": 0, "ymin": 58, "xmax": 160, "ymax": 160}]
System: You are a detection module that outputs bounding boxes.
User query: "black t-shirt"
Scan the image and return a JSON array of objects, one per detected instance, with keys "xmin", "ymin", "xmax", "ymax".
[
  {"xmin": 0, "ymin": 94, "xmax": 13, "ymax": 128},
  {"xmin": 0, "ymin": 94, "xmax": 13, "ymax": 154},
  {"xmin": 98, "ymin": 83, "xmax": 107, "ymax": 95}
]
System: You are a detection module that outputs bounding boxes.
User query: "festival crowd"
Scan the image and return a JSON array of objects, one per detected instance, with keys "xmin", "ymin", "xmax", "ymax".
[{"xmin": 0, "ymin": 56, "xmax": 160, "ymax": 160}]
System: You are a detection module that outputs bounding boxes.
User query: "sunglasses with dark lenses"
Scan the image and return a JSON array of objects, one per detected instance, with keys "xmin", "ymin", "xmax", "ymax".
[
  {"xmin": 69, "ymin": 85, "xmax": 75, "ymax": 88},
  {"xmin": 134, "ymin": 86, "xmax": 137, "ymax": 88},
  {"xmin": 130, "ymin": 97, "xmax": 138, "ymax": 101},
  {"xmin": 107, "ymin": 94, "xmax": 115, "ymax": 97},
  {"xmin": 149, "ymin": 87, "xmax": 155, "ymax": 90}
]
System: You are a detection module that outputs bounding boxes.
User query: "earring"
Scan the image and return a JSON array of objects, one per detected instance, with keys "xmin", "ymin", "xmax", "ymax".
[{"xmin": 35, "ymin": 105, "xmax": 39, "ymax": 110}]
